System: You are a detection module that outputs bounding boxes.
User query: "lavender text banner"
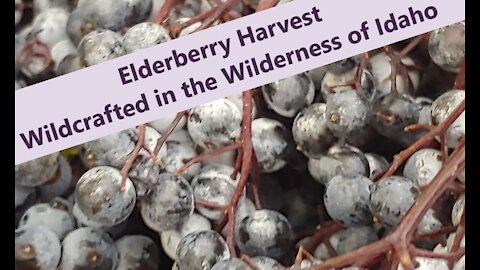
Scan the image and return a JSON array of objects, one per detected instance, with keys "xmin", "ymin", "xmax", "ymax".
[{"xmin": 15, "ymin": 0, "xmax": 465, "ymax": 165}]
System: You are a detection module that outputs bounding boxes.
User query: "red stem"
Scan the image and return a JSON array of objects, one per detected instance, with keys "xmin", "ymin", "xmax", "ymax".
[
  {"xmin": 410, "ymin": 245, "xmax": 464, "ymax": 260},
  {"xmin": 376, "ymin": 100, "xmax": 465, "ymax": 180},
  {"xmin": 414, "ymin": 225, "xmax": 457, "ymax": 240},
  {"xmin": 195, "ymin": 0, "xmax": 242, "ymax": 32},
  {"xmin": 452, "ymin": 60, "xmax": 465, "ymax": 90},
  {"xmin": 224, "ymin": 90, "xmax": 254, "ymax": 256},
  {"xmin": 195, "ymin": 199, "xmax": 227, "ymax": 209},
  {"xmin": 153, "ymin": 0, "xmax": 181, "ymax": 24},
  {"xmin": 250, "ymin": 151, "xmax": 261, "ymax": 209},
  {"xmin": 175, "ymin": 143, "xmax": 241, "ymax": 175},
  {"xmin": 231, "ymin": 148, "xmax": 243, "ymax": 180},
  {"xmin": 256, "ymin": 0, "xmax": 279, "ymax": 11},
  {"xmin": 120, "ymin": 125, "xmax": 146, "ymax": 192},
  {"xmin": 154, "ymin": 111, "xmax": 187, "ymax": 155},
  {"xmin": 227, "ymin": 207, "xmax": 237, "ymax": 257}
]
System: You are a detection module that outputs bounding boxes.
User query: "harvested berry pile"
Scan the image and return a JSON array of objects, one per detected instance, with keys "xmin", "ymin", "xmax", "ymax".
[{"xmin": 15, "ymin": 0, "xmax": 465, "ymax": 269}]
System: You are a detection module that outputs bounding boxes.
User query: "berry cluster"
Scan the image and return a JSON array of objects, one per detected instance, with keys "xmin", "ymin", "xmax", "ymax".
[{"xmin": 15, "ymin": 1, "xmax": 465, "ymax": 270}]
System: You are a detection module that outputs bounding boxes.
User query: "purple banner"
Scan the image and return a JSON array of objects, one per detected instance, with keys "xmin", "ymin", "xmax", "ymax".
[{"xmin": 15, "ymin": 0, "xmax": 465, "ymax": 164}]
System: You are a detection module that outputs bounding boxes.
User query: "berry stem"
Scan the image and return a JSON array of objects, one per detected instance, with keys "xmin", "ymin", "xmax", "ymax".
[
  {"xmin": 153, "ymin": 0, "xmax": 183, "ymax": 24},
  {"xmin": 452, "ymin": 59, "xmax": 465, "ymax": 90},
  {"xmin": 213, "ymin": 90, "xmax": 255, "ymax": 255},
  {"xmin": 324, "ymin": 238, "xmax": 338, "ymax": 258},
  {"xmin": 195, "ymin": 199, "xmax": 227, "ymax": 209},
  {"xmin": 447, "ymin": 181, "xmax": 465, "ymax": 196},
  {"xmin": 383, "ymin": 35, "xmax": 424, "ymax": 96},
  {"xmin": 227, "ymin": 207, "xmax": 237, "ymax": 257},
  {"xmin": 309, "ymin": 239, "xmax": 390, "ymax": 270},
  {"xmin": 242, "ymin": 0, "xmax": 256, "ymax": 11},
  {"xmin": 395, "ymin": 35, "xmax": 425, "ymax": 94},
  {"xmin": 256, "ymin": 0, "xmax": 279, "ymax": 11},
  {"xmin": 195, "ymin": 0, "xmax": 242, "ymax": 32},
  {"xmin": 383, "ymin": 46, "xmax": 398, "ymax": 94},
  {"xmin": 208, "ymin": 0, "xmax": 242, "ymax": 19},
  {"xmin": 404, "ymin": 124, "xmax": 434, "ymax": 132},
  {"xmin": 141, "ymin": 144, "xmax": 165, "ymax": 169},
  {"xmin": 120, "ymin": 124, "xmax": 147, "ymax": 192},
  {"xmin": 440, "ymin": 134, "xmax": 449, "ymax": 163},
  {"xmin": 414, "ymin": 225, "xmax": 457, "ymax": 240},
  {"xmin": 250, "ymin": 150, "xmax": 262, "ymax": 209},
  {"xmin": 294, "ymin": 246, "xmax": 317, "ymax": 267},
  {"xmin": 304, "ymin": 221, "xmax": 344, "ymax": 253},
  {"xmin": 231, "ymin": 147, "xmax": 243, "ymax": 179},
  {"xmin": 398, "ymin": 35, "xmax": 426, "ymax": 59},
  {"xmin": 377, "ymin": 255, "xmax": 391, "ymax": 270},
  {"xmin": 224, "ymin": 90, "xmax": 254, "ymax": 257},
  {"xmin": 153, "ymin": 111, "xmax": 187, "ymax": 155},
  {"xmin": 170, "ymin": 8, "xmax": 217, "ymax": 37},
  {"xmin": 388, "ymin": 257, "xmax": 400, "ymax": 270},
  {"xmin": 448, "ymin": 210, "xmax": 465, "ymax": 267},
  {"xmin": 409, "ymin": 245, "xmax": 464, "ymax": 260},
  {"xmin": 294, "ymin": 246, "xmax": 305, "ymax": 266},
  {"xmin": 240, "ymin": 255, "xmax": 261, "ymax": 270},
  {"xmin": 175, "ymin": 142, "xmax": 241, "ymax": 175},
  {"xmin": 354, "ymin": 52, "xmax": 369, "ymax": 92}
]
